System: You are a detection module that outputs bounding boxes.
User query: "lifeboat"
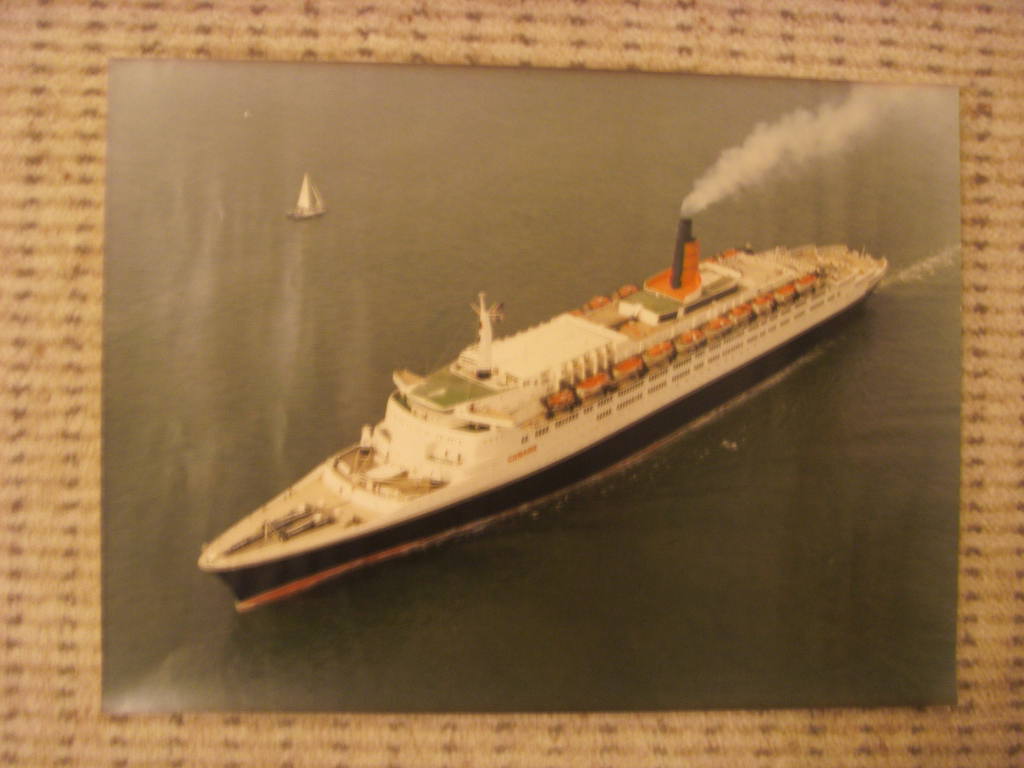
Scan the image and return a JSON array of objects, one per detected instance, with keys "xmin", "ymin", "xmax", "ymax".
[
  {"xmin": 543, "ymin": 388, "xmax": 578, "ymax": 414},
  {"xmin": 796, "ymin": 273, "xmax": 818, "ymax": 294},
  {"xmin": 575, "ymin": 371, "xmax": 611, "ymax": 400},
  {"xmin": 643, "ymin": 340, "xmax": 676, "ymax": 367},
  {"xmin": 675, "ymin": 328, "xmax": 706, "ymax": 351},
  {"xmin": 612, "ymin": 355, "xmax": 645, "ymax": 381},
  {"xmin": 730, "ymin": 303, "xmax": 753, "ymax": 323},
  {"xmin": 616, "ymin": 283, "xmax": 639, "ymax": 299},
  {"xmin": 703, "ymin": 314, "xmax": 734, "ymax": 339},
  {"xmin": 774, "ymin": 283, "xmax": 797, "ymax": 303},
  {"xmin": 586, "ymin": 295, "xmax": 611, "ymax": 311},
  {"xmin": 752, "ymin": 294, "xmax": 775, "ymax": 315}
]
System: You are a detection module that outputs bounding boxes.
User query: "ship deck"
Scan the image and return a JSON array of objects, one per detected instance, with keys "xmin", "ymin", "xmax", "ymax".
[
  {"xmin": 410, "ymin": 368, "xmax": 496, "ymax": 410},
  {"xmin": 201, "ymin": 461, "xmax": 367, "ymax": 569},
  {"xmin": 335, "ymin": 447, "xmax": 445, "ymax": 497}
]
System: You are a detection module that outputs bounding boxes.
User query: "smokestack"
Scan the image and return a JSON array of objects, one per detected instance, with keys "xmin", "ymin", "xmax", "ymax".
[{"xmin": 670, "ymin": 218, "xmax": 695, "ymax": 290}]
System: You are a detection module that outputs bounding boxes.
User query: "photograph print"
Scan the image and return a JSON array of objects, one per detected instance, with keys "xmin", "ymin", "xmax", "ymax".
[{"xmin": 103, "ymin": 61, "xmax": 960, "ymax": 712}]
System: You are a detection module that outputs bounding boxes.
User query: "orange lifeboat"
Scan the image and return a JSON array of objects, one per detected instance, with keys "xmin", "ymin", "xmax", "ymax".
[
  {"xmin": 752, "ymin": 294, "xmax": 775, "ymax": 315},
  {"xmin": 612, "ymin": 355, "xmax": 645, "ymax": 381},
  {"xmin": 796, "ymin": 273, "xmax": 818, "ymax": 293},
  {"xmin": 643, "ymin": 340, "xmax": 675, "ymax": 367},
  {"xmin": 586, "ymin": 295, "xmax": 611, "ymax": 311},
  {"xmin": 703, "ymin": 314, "xmax": 734, "ymax": 339},
  {"xmin": 616, "ymin": 284, "xmax": 639, "ymax": 299},
  {"xmin": 544, "ymin": 388, "xmax": 577, "ymax": 414},
  {"xmin": 730, "ymin": 303, "xmax": 753, "ymax": 322},
  {"xmin": 774, "ymin": 283, "xmax": 797, "ymax": 303},
  {"xmin": 575, "ymin": 371, "xmax": 610, "ymax": 400},
  {"xmin": 675, "ymin": 328, "xmax": 706, "ymax": 351}
]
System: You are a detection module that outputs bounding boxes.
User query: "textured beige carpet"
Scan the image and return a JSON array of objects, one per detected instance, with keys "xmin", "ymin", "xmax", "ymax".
[{"xmin": 1, "ymin": 0, "xmax": 1022, "ymax": 765}]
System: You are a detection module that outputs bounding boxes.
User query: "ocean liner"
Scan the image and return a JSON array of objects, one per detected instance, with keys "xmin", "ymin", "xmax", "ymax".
[{"xmin": 199, "ymin": 216, "xmax": 887, "ymax": 610}]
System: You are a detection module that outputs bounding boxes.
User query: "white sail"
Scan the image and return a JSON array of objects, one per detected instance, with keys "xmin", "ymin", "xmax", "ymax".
[
  {"xmin": 308, "ymin": 178, "xmax": 324, "ymax": 211},
  {"xmin": 289, "ymin": 172, "xmax": 326, "ymax": 219},
  {"xmin": 297, "ymin": 174, "xmax": 313, "ymax": 210}
]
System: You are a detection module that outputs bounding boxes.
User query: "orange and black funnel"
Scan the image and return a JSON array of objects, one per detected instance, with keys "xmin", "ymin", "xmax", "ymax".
[{"xmin": 670, "ymin": 217, "xmax": 701, "ymax": 292}]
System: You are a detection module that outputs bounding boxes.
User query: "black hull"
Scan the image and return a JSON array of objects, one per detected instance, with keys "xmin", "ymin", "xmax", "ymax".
[{"xmin": 216, "ymin": 302, "xmax": 865, "ymax": 609}]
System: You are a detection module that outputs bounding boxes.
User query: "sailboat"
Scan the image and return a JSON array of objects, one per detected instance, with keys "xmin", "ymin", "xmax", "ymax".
[{"xmin": 287, "ymin": 172, "xmax": 326, "ymax": 220}]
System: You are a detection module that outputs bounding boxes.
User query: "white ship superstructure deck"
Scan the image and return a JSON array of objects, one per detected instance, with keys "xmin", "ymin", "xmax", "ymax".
[{"xmin": 490, "ymin": 312, "xmax": 626, "ymax": 386}]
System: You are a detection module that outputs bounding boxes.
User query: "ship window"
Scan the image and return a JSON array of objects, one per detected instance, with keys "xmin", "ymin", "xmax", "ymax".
[{"xmin": 617, "ymin": 394, "xmax": 643, "ymax": 410}]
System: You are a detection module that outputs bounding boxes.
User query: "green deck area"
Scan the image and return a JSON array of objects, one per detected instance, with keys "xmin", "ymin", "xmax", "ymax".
[
  {"xmin": 410, "ymin": 368, "xmax": 496, "ymax": 409},
  {"xmin": 626, "ymin": 290, "xmax": 683, "ymax": 315}
]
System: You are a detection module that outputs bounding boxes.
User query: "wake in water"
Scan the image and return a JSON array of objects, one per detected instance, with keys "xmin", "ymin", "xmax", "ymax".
[{"xmin": 881, "ymin": 244, "xmax": 959, "ymax": 288}]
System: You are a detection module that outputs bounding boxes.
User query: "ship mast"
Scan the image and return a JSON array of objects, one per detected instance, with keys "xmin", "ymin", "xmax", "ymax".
[{"xmin": 471, "ymin": 292, "xmax": 502, "ymax": 380}]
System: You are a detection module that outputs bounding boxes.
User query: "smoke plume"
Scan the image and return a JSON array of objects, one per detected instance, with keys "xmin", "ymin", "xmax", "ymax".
[{"xmin": 680, "ymin": 86, "xmax": 909, "ymax": 217}]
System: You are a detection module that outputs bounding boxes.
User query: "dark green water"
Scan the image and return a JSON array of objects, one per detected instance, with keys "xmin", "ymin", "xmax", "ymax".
[{"xmin": 103, "ymin": 62, "xmax": 960, "ymax": 712}]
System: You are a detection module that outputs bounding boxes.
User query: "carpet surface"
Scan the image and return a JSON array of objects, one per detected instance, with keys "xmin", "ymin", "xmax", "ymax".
[{"xmin": 1, "ymin": 0, "xmax": 1022, "ymax": 765}]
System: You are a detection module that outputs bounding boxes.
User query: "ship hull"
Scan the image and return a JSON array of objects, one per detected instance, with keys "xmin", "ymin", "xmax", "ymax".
[
  {"xmin": 219, "ymin": 300, "xmax": 867, "ymax": 610},
  {"xmin": 287, "ymin": 210, "xmax": 326, "ymax": 220}
]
